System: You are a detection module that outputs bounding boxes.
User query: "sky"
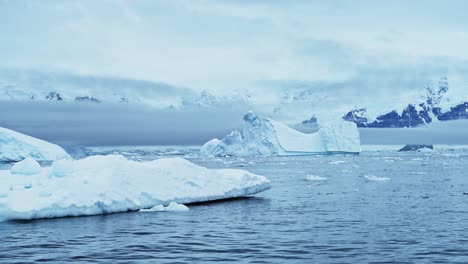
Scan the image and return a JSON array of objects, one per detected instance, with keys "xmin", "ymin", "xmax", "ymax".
[{"xmin": 1, "ymin": 0, "xmax": 468, "ymax": 94}]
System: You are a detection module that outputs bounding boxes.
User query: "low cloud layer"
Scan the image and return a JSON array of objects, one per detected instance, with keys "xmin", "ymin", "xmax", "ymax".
[
  {"xmin": 1, "ymin": 101, "xmax": 467, "ymax": 146},
  {"xmin": 0, "ymin": 102, "xmax": 245, "ymax": 146},
  {"xmin": 1, "ymin": 0, "xmax": 468, "ymax": 94}
]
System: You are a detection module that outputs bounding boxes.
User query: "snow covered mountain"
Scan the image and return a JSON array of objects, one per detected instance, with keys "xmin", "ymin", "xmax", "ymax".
[
  {"xmin": 0, "ymin": 69, "xmax": 197, "ymax": 108},
  {"xmin": 0, "ymin": 69, "xmax": 255, "ymax": 110},
  {"xmin": 341, "ymin": 77, "xmax": 468, "ymax": 128},
  {"xmin": 2, "ymin": 69, "xmax": 466, "ymax": 131}
]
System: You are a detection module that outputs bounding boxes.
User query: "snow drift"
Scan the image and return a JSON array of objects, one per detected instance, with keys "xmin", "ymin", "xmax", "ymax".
[
  {"xmin": 201, "ymin": 111, "xmax": 361, "ymax": 156},
  {"xmin": 0, "ymin": 127, "xmax": 71, "ymax": 162},
  {"xmin": 0, "ymin": 155, "xmax": 270, "ymax": 220}
]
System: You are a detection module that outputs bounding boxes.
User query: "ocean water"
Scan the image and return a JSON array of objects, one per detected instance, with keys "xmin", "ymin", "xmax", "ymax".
[{"xmin": 1, "ymin": 147, "xmax": 468, "ymax": 263}]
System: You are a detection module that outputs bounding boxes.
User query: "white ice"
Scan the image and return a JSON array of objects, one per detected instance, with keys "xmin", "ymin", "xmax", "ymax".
[
  {"xmin": 364, "ymin": 175, "xmax": 391, "ymax": 181},
  {"xmin": 200, "ymin": 111, "xmax": 361, "ymax": 156},
  {"xmin": 0, "ymin": 127, "xmax": 71, "ymax": 162},
  {"xmin": 140, "ymin": 202, "xmax": 189, "ymax": 212},
  {"xmin": 305, "ymin": 175, "xmax": 327, "ymax": 181},
  {"xmin": 0, "ymin": 155, "xmax": 270, "ymax": 220},
  {"xmin": 10, "ymin": 158, "xmax": 41, "ymax": 175}
]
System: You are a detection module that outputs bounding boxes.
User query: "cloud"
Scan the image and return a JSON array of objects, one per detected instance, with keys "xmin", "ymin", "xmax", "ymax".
[{"xmin": 0, "ymin": 0, "xmax": 467, "ymax": 101}]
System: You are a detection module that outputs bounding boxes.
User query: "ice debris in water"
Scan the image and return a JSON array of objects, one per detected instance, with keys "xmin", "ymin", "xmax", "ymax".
[
  {"xmin": 10, "ymin": 157, "xmax": 41, "ymax": 175},
  {"xmin": 140, "ymin": 202, "xmax": 189, "ymax": 212},
  {"xmin": 305, "ymin": 175, "xmax": 327, "ymax": 181},
  {"xmin": 329, "ymin": 160, "xmax": 346, "ymax": 165},
  {"xmin": 0, "ymin": 155, "xmax": 270, "ymax": 220},
  {"xmin": 200, "ymin": 111, "xmax": 361, "ymax": 157},
  {"xmin": 364, "ymin": 175, "xmax": 390, "ymax": 181}
]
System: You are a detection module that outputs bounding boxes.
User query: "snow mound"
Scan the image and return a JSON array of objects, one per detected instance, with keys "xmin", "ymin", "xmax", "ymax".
[
  {"xmin": 140, "ymin": 202, "xmax": 189, "ymax": 212},
  {"xmin": 200, "ymin": 111, "xmax": 361, "ymax": 156},
  {"xmin": 10, "ymin": 158, "xmax": 41, "ymax": 175},
  {"xmin": 0, "ymin": 155, "xmax": 270, "ymax": 220},
  {"xmin": 0, "ymin": 127, "xmax": 71, "ymax": 162}
]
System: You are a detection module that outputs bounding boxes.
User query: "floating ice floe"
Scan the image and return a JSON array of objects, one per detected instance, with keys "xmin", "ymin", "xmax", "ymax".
[
  {"xmin": 364, "ymin": 175, "xmax": 391, "ymax": 181},
  {"xmin": 200, "ymin": 111, "xmax": 361, "ymax": 157},
  {"xmin": 305, "ymin": 175, "xmax": 327, "ymax": 181},
  {"xmin": 0, "ymin": 127, "xmax": 71, "ymax": 162},
  {"xmin": 329, "ymin": 160, "xmax": 347, "ymax": 165},
  {"xmin": 0, "ymin": 155, "xmax": 270, "ymax": 220}
]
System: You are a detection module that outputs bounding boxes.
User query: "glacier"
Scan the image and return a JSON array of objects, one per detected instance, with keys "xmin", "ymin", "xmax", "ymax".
[
  {"xmin": 0, "ymin": 155, "xmax": 271, "ymax": 220},
  {"xmin": 0, "ymin": 127, "xmax": 71, "ymax": 162},
  {"xmin": 200, "ymin": 111, "xmax": 361, "ymax": 156}
]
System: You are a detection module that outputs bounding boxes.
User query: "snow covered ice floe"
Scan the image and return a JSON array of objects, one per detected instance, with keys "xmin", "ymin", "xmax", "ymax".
[
  {"xmin": 0, "ymin": 155, "xmax": 270, "ymax": 220},
  {"xmin": 200, "ymin": 111, "xmax": 361, "ymax": 157},
  {"xmin": 0, "ymin": 127, "xmax": 71, "ymax": 162}
]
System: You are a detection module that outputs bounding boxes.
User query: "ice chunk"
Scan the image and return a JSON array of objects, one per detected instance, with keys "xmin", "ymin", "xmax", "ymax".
[
  {"xmin": 200, "ymin": 111, "xmax": 361, "ymax": 156},
  {"xmin": 0, "ymin": 127, "xmax": 71, "ymax": 162},
  {"xmin": 329, "ymin": 160, "xmax": 346, "ymax": 165},
  {"xmin": 0, "ymin": 155, "xmax": 270, "ymax": 220},
  {"xmin": 305, "ymin": 175, "xmax": 327, "ymax": 181},
  {"xmin": 140, "ymin": 202, "xmax": 189, "ymax": 212},
  {"xmin": 364, "ymin": 175, "xmax": 390, "ymax": 181},
  {"xmin": 10, "ymin": 158, "xmax": 41, "ymax": 175}
]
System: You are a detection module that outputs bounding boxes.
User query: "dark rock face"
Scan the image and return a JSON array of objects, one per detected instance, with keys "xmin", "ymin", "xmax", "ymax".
[
  {"xmin": 342, "ymin": 77, "xmax": 468, "ymax": 128},
  {"xmin": 342, "ymin": 108, "xmax": 368, "ymax": 127},
  {"xmin": 75, "ymin": 96, "xmax": 100, "ymax": 103},
  {"xmin": 295, "ymin": 114, "xmax": 320, "ymax": 132},
  {"xmin": 299, "ymin": 115, "xmax": 319, "ymax": 128},
  {"xmin": 343, "ymin": 104, "xmax": 432, "ymax": 128},
  {"xmin": 45, "ymin": 92, "xmax": 63, "ymax": 101},
  {"xmin": 437, "ymin": 102, "xmax": 468, "ymax": 121},
  {"xmin": 398, "ymin": 144, "xmax": 434, "ymax": 152}
]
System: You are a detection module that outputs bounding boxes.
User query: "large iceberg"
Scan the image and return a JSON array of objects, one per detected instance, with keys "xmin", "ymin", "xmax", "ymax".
[
  {"xmin": 201, "ymin": 111, "xmax": 361, "ymax": 156},
  {"xmin": 0, "ymin": 155, "xmax": 270, "ymax": 220},
  {"xmin": 0, "ymin": 127, "xmax": 71, "ymax": 162}
]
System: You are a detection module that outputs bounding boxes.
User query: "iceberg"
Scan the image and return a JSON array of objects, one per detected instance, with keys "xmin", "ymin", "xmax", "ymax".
[
  {"xmin": 0, "ymin": 127, "xmax": 71, "ymax": 162},
  {"xmin": 0, "ymin": 155, "xmax": 270, "ymax": 220},
  {"xmin": 200, "ymin": 111, "xmax": 361, "ymax": 156}
]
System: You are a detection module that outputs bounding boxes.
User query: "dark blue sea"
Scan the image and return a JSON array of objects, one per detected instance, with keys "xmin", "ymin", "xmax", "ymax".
[{"xmin": 1, "ymin": 146, "xmax": 468, "ymax": 263}]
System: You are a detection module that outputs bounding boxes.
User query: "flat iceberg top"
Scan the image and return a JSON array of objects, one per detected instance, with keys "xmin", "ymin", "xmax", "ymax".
[
  {"xmin": 201, "ymin": 111, "xmax": 361, "ymax": 157},
  {"xmin": 0, "ymin": 127, "xmax": 71, "ymax": 162},
  {"xmin": 0, "ymin": 155, "xmax": 271, "ymax": 220}
]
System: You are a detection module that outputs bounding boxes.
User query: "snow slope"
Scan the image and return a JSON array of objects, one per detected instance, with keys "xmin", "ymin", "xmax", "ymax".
[
  {"xmin": 0, "ymin": 155, "xmax": 271, "ymax": 220},
  {"xmin": 200, "ymin": 111, "xmax": 361, "ymax": 156},
  {"xmin": 0, "ymin": 127, "xmax": 71, "ymax": 162}
]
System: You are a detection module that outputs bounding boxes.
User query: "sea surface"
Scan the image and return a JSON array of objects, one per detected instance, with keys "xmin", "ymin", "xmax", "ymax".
[{"xmin": 1, "ymin": 146, "xmax": 468, "ymax": 263}]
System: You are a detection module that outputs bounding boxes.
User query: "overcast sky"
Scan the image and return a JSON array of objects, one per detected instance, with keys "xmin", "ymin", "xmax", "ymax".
[{"xmin": 1, "ymin": 0, "xmax": 468, "ymax": 95}]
